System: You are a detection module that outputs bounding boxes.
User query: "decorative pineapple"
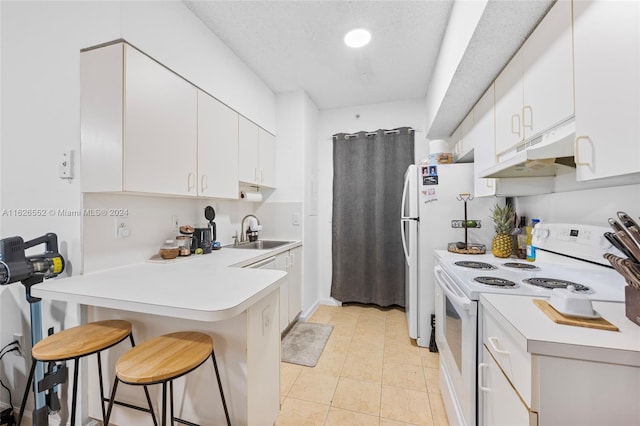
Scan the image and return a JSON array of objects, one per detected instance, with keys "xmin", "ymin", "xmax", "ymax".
[{"xmin": 491, "ymin": 204, "xmax": 515, "ymax": 258}]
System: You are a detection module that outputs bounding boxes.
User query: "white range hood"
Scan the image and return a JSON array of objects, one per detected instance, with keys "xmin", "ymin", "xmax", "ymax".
[{"xmin": 480, "ymin": 119, "xmax": 576, "ymax": 178}]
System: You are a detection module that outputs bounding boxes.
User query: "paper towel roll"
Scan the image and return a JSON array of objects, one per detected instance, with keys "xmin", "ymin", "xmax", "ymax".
[
  {"xmin": 240, "ymin": 191, "xmax": 263, "ymax": 202},
  {"xmin": 429, "ymin": 139, "xmax": 449, "ymax": 154}
]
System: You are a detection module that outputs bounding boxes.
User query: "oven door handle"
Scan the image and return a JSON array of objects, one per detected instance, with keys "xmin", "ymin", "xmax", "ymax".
[{"xmin": 435, "ymin": 266, "xmax": 472, "ymax": 311}]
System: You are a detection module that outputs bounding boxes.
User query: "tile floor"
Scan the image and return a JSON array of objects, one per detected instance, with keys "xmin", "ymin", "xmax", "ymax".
[{"xmin": 276, "ymin": 304, "xmax": 449, "ymax": 426}]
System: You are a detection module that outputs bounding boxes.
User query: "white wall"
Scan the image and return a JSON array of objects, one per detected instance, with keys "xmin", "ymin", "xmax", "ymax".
[
  {"xmin": 515, "ymin": 183, "xmax": 640, "ymax": 227},
  {"xmin": 0, "ymin": 0, "xmax": 276, "ymax": 417},
  {"xmin": 315, "ymin": 99, "xmax": 427, "ymax": 305},
  {"xmin": 270, "ymin": 90, "xmax": 319, "ymax": 317}
]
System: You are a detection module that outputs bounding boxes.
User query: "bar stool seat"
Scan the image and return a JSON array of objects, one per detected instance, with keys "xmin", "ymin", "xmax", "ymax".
[
  {"xmin": 106, "ymin": 331, "xmax": 231, "ymax": 426},
  {"xmin": 32, "ymin": 320, "xmax": 131, "ymax": 361},
  {"xmin": 18, "ymin": 320, "xmax": 156, "ymax": 425}
]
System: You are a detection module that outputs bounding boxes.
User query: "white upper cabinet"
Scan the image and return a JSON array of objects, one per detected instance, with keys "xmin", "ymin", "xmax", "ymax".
[
  {"xmin": 573, "ymin": 0, "xmax": 640, "ymax": 181},
  {"xmin": 473, "ymin": 83, "xmax": 555, "ymax": 197},
  {"xmin": 238, "ymin": 116, "xmax": 260, "ymax": 185},
  {"xmin": 472, "ymin": 84, "xmax": 498, "ymax": 197},
  {"xmin": 522, "ymin": 0, "xmax": 574, "ymax": 137},
  {"xmin": 453, "ymin": 111, "xmax": 474, "ymax": 163},
  {"xmin": 197, "ymin": 91, "xmax": 239, "ymax": 199},
  {"xmin": 238, "ymin": 116, "xmax": 276, "ymax": 188},
  {"xmin": 123, "ymin": 45, "xmax": 198, "ymax": 196},
  {"xmin": 495, "ymin": 0, "xmax": 573, "ymax": 157},
  {"xmin": 80, "ymin": 43, "xmax": 124, "ymax": 193},
  {"xmin": 494, "ymin": 49, "xmax": 524, "ymax": 156},
  {"xmin": 259, "ymin": 129, "xmax": 276, "ymax": 188},
  {"xmin": 81, "ymin": 42, "xmax": 272, "ymax": 196}
]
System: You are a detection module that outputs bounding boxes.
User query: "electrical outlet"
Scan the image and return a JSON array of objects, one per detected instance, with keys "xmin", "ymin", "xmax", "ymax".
[
  {"xmin": 172, "ymin": 215, "xmax": 179, "ymax": 230},
  {"xmin": 12, "ymin": 333, "xmax": 24, "ymax": 357},
  {"xmin": 59, "ymin": 149, "xmax": 74, "ymax": 180},
  {"xmin": 292, "ymin": 213, "xmax": 300, "ymax": 226},
  {"xmin": 115, "ymin": 217, "xmax": 130, "ymax": 239}
]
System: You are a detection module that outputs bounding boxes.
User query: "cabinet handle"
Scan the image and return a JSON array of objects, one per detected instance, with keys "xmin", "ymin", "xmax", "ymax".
[
  {"xmin": 478, "ymin": 363, "xmax": 491, "ymax": 392},
  {"xmin": 187, "ymin": 172, "xmax": 195, "ymax": 192},
  {"xmin": 261, "ymin": 169, "xmax": 264, "ymax": 184},
  {"xmin": 574, "ymin": 135, "xmax": 591, "ymax": 166},
  {"xmin": 289, "ymin": 252, "xmax": 294, "ymax": 267},
  {"xmin": 254, "ymin": 167, "xmax": 258, "ymax": 183},
  {"xmin": 201, "ymin": 175, "xmax": 208, "ymax": 192},
  {"xmin": 487, "ymin": 337, "xmax": 510, "ymax": 356},
  {"xmin": 522, "ymin": 105, "xmax": 533, "ymax": 131},
  {"xmin": 511, "ymin": 114, "xmax": 521, "ymax": 137}
]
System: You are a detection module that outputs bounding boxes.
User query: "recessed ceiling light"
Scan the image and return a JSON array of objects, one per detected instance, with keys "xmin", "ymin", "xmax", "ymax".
[{"xmin": 344, "ymin": 28, "xmax": 371, "ymax": 48}]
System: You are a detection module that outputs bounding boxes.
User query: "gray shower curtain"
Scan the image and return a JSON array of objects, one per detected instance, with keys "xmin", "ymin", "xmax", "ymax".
[{"xmin": 331, "ymin": 127, "xmax": 415, "ymax": 307}]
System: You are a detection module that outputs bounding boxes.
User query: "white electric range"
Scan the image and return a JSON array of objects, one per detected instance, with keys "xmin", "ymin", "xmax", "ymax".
[{"xmin": 433, "ymin": 223, "xmax": 627, "ymax": 426}]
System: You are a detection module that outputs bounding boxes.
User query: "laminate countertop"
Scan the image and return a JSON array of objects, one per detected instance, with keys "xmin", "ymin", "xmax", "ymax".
[
  {"xmin": 31, "ymin": 241, "xmax": 301, "ymax": 321},
  {"xmin": 480, "ymin": 292, "xmax": 640, "ymax": 366}
]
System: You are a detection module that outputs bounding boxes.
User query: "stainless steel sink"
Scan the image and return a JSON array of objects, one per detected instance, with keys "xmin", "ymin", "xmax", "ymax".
[{"xmin": 225, "ymin": 240, "xmax": 292, "ymax": 250}]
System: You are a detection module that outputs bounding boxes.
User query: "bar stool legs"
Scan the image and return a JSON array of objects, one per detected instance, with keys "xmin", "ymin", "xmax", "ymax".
[
  {"xmin": 211, "ymin": 349, "xmax": 231, "ymax": 426},
  {"xmin": 15, "ymin": 320, "xmax": 155, "ymax": 426},
  {"xmin": 104, "ymin": 331, "xmax": 231, "ymax": 426}
]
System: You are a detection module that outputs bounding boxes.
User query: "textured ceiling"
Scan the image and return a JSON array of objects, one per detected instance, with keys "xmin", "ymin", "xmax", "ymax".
[
  {"xmin": 184, "ymin": 0, "xmax": 554, "ymax": 137},
  {"xmin": 184, "ymin": 0, "xmax": 453, "ymax": 110}
]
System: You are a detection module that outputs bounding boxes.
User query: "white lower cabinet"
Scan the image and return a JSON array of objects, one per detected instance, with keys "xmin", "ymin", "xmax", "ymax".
[
  {"xmin": 275, "ymin": 252, "xmax": 290, "ymax": 332},
  {"xmin": 274, "ymin": 247, "xmax": 302, "ymax": 332},
  {"xmin": 480, "ymin": 297, "xmax": 640, "ymax": 426},
  {"xmin": 287, "ymin": 247, "xmax": 302, "ymax": 324},
  {"xmin": 479, "ymin": 346, "xmax": 536, "ymax": 426}
]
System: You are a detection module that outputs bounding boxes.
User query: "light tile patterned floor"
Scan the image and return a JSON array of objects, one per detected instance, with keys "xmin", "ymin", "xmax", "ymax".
[{"xmin": 277, "ymin": 304, "xmax": 449, "ymax": 426}]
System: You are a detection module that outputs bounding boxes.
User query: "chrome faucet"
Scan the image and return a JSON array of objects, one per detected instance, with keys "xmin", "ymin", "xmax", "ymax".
[{"xmin": 240, "ymin": 214, "xmax": 260, "ymax": 243}]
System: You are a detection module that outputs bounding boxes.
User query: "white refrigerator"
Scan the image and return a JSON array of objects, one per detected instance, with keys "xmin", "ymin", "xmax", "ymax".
[{"xmin": 401, "ymin": 163, "xmax": 499, "ymax": 347}]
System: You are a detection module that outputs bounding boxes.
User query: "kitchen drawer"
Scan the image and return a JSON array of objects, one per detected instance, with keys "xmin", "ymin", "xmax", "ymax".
[
  {"xmin": 482, "ymin": 304, "xmax": 532, "ymax": 406},
  {"xmin": 480, "ymin": 345, "xmax": 537, "ymax": 426}
]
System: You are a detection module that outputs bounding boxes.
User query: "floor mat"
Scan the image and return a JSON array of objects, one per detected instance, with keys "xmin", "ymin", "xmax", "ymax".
[{"xmin": 281, "ymin": 322, "xmax": 333, "ymax": 367}]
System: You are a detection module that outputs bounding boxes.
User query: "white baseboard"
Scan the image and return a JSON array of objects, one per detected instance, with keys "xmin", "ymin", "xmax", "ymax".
[{"xmin": 299, "ymin": 298, "xmax": 341, "ymax": 321}]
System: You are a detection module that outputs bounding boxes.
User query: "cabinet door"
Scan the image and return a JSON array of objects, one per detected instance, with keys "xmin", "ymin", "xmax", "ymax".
[
  {"xmin": 197, "ymin": 91, "xmax": 239, "ymax": 199},
  {"xmin": 258, "ymin": 129, "xmax": 276, "ymax": 188},
  {"xmin": 574, "ymin": 0, "xmax": 640, "ymax": 181},
  {"xmin": 495, "ymin": 50, "xmax": 524, "ymax": 156},
  {"xmin": 288, "ymin": 247, "xmax": 302, "ymax": 323},
  {"xmin": 472, "ymin": 84, "xmax": 498, "ymax": 197},
  {"xmin": 238, "ymin": 116, "xmax": 259, "ymax": 185},
  {"xmin": 80, "ymin": 43, "xmax": 124, "ymax": 192},
  {"xmin": 522, "ymin": 0, "xmax": 573, "ymax": 137},
  {"xmin": 454, "ymin": 112, "xmax": 474, "ymax": 163},
  {"xmin": 479, "ymin": 346, "xmax": 533, "ymax": 426},
  {"xmin": 123, "ymin": 45, "xmax": 197, "ymax": 195},
  {"xmin": 274, "ymin": 252, "xmax": 290, "ymax": 332}
]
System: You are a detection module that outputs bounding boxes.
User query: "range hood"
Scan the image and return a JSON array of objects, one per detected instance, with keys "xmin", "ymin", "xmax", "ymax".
[{"xmin": 480, "ymin": 119, "xmax": 576, "ymax": 178}]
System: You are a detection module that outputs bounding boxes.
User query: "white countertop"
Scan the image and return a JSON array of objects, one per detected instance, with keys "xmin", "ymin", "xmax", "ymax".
[
  {"xmin": 480, "ymin": 293, "xmax": 640, "ymax": 367},
  {"xmin": 31, "ymin": 241, "xmax": 301, "ymax": 322}
]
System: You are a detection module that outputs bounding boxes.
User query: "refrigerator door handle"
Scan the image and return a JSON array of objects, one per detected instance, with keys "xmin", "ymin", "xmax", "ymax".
[
  {"xmin": 401, "ymin": 169, "xmax": 410, "ymax": 219},
  {"xmin": 401, "ymin": 217, "xmax": 417, "ymax": 262},
  {"xmin": 400, "ymin": 168, "xmax": 411, "ymax": 262},
  {"xmin": 401, "ymin": 218, "xmax": 410, "ymax": 262}
]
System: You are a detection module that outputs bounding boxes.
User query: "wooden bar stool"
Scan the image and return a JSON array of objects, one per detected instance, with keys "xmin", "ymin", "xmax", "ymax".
[
  {"xmin": 16, "ymin": 320, "xmax": 156, "ymax": 425},
  {"xmin": 105, "ymin": 331, "xmax": 231, "ymax": 426}
]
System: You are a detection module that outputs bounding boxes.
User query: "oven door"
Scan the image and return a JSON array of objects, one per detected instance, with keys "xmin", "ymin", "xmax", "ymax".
[{"xmin": 435, "ymin": 265, "xmax": 478, "ymax": 426}]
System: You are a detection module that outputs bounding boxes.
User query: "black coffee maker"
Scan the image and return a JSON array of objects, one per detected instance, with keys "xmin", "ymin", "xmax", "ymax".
[{"xmin": 191, "ymin": 228, "xmax": 212, "ymax": 254}]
